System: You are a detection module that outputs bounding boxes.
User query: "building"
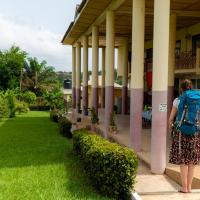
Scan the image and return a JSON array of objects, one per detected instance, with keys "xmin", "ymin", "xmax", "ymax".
[{"xmin": 62, "ymin": 0, "xmax": 200, "ymax": 174}]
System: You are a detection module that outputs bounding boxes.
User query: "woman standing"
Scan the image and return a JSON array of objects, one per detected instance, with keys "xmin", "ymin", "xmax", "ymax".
[{"xmin": 169, "ymin": 79, "xmax": 200, "ymax": 193}]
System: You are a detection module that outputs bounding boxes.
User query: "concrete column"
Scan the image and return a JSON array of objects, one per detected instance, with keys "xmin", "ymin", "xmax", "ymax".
[
  {"xmin": 105, "ymin": 10, "xmax": 115, "ymax": 137},
  {"xmin": 151, "ymin": 0, "xmax": 170, "ymax": 174},
  {"xmin": 76, "ymin": 42, "xmax": 81, "ymax": 113},
  {"xmin": 130, "ymin": 0, "xmax": 145, "ymax": 151},
  {"xmin": 92, "ymin": 26, "xmax": 99, "ymax": 114},
  {"xmin": 168, "ymin": 14, "xmax": 177, "ymax": 115},
  {"xmin": 101, "ymin": 47, "xmax": 106, "ymax": 108},
  {"xmin": 121, "ymin": 38, "xmax": 129, "ymax": 115},
  {"xmin": 72, "ymin": 46, "xmax": 76, "ymax": 109},
  {"xmin": 82, "ymin": 35, "xmax": 89, "ymax": 115}
]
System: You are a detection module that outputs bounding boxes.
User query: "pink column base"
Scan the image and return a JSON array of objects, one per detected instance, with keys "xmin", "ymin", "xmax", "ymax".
[
  {"xmin": 122, "ymin": 86, "xmax": 128, "ymax": 114},
  {"xmin": 72, "ymin": 87, "xmax": 76, "ymax": 109},
  {"xmin": 83, "ymin": 86, "xmax": 88, "ymax": 115},
  {"xmin": 167, "ymin": 86, "xmax": 174, "ymax": 117},
  {"xmin": 151, "ymin": 90, "xmax": 168, "ymax": 174},
  {"xmin": 92, "ymin": 87, "xmax": 98, "ymax": 115},
  {"xmin": 76, "ymin": 88, "xmax": 81, "ymax": 113},
  {"xmin": 130, "ymin": 88, "xmax": 143, "ymax": 151},
  {"xmin": 101, "ymin": 87, "xmax": 105, "ymax": 108},
  {"xmin": 104, "ymin": 86, "xmax": 114, "ymax": 138}
]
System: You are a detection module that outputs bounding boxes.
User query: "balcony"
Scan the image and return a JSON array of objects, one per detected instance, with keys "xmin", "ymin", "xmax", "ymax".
[{"xmin": 175, "ymin": 48, "xmax": 200, "ymax": 74}]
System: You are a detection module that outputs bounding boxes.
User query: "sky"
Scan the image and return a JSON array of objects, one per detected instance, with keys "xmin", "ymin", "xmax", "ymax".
[{"xmin": 0, "ymin": 0, "xmax": 82, "ymax": 71}]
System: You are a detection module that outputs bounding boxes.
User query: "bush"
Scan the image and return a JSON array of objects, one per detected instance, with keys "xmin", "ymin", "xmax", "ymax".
[
  {"xmin": 15, "ymin": 101, "xmax": 29, "ymax": 114},
  {"xmin": 22, "ymin": 91, "xmax": 37, "ymax": 104},
  {"xmin": 50, "ymin": 109, "xmax": 61, "ymax": 122},
  {"xmin": 58, "ymin": 117, "xmax": 72, "ymax": 138},
  {"xmin": 73, "ymin": 130, "xmax": 138, "ymax": 199},
  {"xmin": 29, "ymin": 105, "xmax": 50, "ymax": 111}
]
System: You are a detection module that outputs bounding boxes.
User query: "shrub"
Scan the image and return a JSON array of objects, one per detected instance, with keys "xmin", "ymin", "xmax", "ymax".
[
  {"xmin": 73, "ymin": 130, "xmax": 138, "ymax": 199},
  {"xmin": 0, "ymin": 92, "xmax": 9, "ymax": 118},
  {"xmin": 58, "ymin": 117, "xmax": 72, "ymax": 138},
  {"xmin": 15, "ymin": 101, "xmax": 29, "ymax": 114},
  {"xmin": 22, "ymin": 91, "xmax": 37, "ymax": 104},
  {"xmin": 89, "ymin": 107, "xmax": 99, "ymax": 124},
  {"xmin": 50, "ymin": 109, "xmax": 61, "ymax": 122}
]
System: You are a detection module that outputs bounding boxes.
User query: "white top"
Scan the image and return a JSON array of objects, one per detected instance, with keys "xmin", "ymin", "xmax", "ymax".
[{"xmin": 173, "ymin": 98, "xmax": 180, "ymax": 109}]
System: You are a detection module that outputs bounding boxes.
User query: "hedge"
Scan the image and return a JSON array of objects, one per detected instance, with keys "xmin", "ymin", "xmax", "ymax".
[
  {"xmin": 73, "ymin": 129, "xmax": 138, "ymax": 199},
  {"xmin": 50, "ymin": 109, "xmax": 61, "ymax": 122},
  {"xmin": 58, "ymin": 116, "xmax": 72, "ymax": 138}
]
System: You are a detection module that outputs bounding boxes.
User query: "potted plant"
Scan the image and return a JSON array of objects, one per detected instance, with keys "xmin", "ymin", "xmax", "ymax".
[
  {"xmin": 109, "ymin": 111, "xmax": 117, "ymax": 134},
  {"xmin": 89, "ymin": 107, "xmax": 99, "ymax": 131}
]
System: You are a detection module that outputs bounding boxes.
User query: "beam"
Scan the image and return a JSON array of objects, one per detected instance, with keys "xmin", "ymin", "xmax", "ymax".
[
  {"xmin": 116, "ymin": 9, "xmax": 200, "ymax": 18},
  {"xmin": 82, "ymin": 0, "xmax": 126, "ymax": 37}
]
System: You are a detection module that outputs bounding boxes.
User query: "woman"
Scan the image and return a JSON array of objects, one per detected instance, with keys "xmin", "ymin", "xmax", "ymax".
[{"xmin": 169, "ymin": 79, "xmax": 200, "ymax": 193}]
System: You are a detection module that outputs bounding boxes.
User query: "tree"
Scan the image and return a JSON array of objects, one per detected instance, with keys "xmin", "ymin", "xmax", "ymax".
[
  {"xmin": 0, "ymin": 46, "xmax": 27, "ymax": 90},
  {"xmin": 22, "ymin": 57, "xmax": 59, "ymax": 96}
]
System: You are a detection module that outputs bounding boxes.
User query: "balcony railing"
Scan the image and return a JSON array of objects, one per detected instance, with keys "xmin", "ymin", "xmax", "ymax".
[
  {"xmin": 175, "ymin": 48, "xmax": 200, "ymax": 75},
  {"xmin": 175, "ymin": 51, "xmax": 196, "ymax": 70}
]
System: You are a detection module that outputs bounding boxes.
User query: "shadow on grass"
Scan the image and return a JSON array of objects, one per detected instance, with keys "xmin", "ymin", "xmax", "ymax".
[
  {"xmin": 0, "ymin": 112, "xmax": 68, "ymax": 168},
  {"xmin": 0, "ymin": 111, "xmax": 110, "ymax": 200}
]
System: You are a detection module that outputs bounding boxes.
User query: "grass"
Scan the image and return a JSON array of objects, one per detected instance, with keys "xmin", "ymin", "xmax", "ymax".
[{"xmin": 0, "ymin": 111, "xmax": 110, "ymax": 200}]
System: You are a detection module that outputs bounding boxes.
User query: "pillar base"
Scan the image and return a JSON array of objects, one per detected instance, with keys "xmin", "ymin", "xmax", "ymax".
[
  {"xmin": 122, "ymin": 86, "xmax": 128, "ymax": 114},
  {"xmin": 83, "ymin": 86, "xmax": 88, "ymax": 115},
  {"xmin": 92, "ymin": 87, "xmax": 98, "ymax": 115},
  {"xmin": 105, "ymin": 86, "xmax": 114, "ymax": 138},
  {"xmin": 130, "ymin": 88, "xmax": 143, "ymax": 151},
  {"xmin": 76, "ymin": 88, "xmax": 81, "ymax": 113},
  {"xmin": 72, "ymin": 87, "xmax": 76, "ymax": 109},
  {"xmin": 101, "ymin": 87, "xmax": 105, "ymax": 108},
  {"xmin": 151, "ymin": 90, "xmax": 167, "ymax": 174}
]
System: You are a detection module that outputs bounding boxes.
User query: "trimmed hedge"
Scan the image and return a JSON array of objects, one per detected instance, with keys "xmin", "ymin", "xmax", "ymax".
[
  {"xmin": 73, "ymin": 129, "xmax": 138, "ymax": 199},
  {"xmin": 30, "ymin": 105, "xmax": 50, "ymax": 111},
  {"xmin": 50, "ymin": 109, "xmax": 61, "ymax": 122},
  {"xmin": 59, "ymin": 116, "xmax": 72, "ymax": 138}
]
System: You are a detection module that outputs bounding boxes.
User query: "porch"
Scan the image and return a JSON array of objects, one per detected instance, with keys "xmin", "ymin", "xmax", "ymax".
[{"xmin": 95, "ymin": 109, "xmax": 200, "ymax": 189}]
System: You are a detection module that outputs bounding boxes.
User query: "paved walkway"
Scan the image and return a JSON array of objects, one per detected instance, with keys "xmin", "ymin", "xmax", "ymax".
[{"xmin": 136, "ymin": 162, "xmax": 200, "ymax": 200}]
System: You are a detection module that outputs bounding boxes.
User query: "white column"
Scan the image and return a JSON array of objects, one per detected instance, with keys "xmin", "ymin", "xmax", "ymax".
[
  {"xmin": 92, "ymin": 26, "xmax": 99, "ymax": 114},
  {"xmin": 168, "ymin": 13, "xmax": 177, "ymax": 113},
  {"xmin": 130, "ymin": 0, "xmax": 145, "ymax": 151},
  {"xmin": 151, "ymin": 0, "xmax": 170, "ymax": 174},
  {"xmin": 72, "ymin": 46, "xmax": 76, "ymax": 109},
  {"xmin": 105, "ymin": 10, "xmax": 115, "ymax": 137},
  {"xmin": 76, "ymin": 42, "xmax": 81, "ymax": 113},
  {"xmin": 82, "ymin": 35, "xmax": 89, "ymax": 115},
  {"xmin": 101, "ymin": 47, "xmax": 106, "ymax": 108},
  {"xmin": 121, "ymin": 38, "xmax": 128, "ymax": 114}
]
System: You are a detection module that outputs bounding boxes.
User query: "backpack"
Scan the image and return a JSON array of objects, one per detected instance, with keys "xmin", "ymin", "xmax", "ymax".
[{"xmin": 175, "ymin": 90, "xmax": 200, "ymax": 136}]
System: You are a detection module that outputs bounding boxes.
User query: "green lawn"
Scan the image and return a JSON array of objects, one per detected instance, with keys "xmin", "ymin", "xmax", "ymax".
[{"xmin": 0, "ymin": 111, "xmax": 110, "ymax": 200}]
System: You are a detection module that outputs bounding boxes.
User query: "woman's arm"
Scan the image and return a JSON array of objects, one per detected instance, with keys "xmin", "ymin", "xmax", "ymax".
[{"xmin": 169, "ymin": 106, "xmax": 177, "ymax": 130}]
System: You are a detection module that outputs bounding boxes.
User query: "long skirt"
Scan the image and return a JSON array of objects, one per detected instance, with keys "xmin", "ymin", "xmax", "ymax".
[{"xmin": 169, "ymin": 130, "xmax": 200, "ymax": 165}]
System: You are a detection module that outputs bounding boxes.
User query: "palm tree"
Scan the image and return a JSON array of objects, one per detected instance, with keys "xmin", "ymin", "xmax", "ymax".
[{"xmin": 22, "ymin": 57, "xmax": 59, "ymax": 96}]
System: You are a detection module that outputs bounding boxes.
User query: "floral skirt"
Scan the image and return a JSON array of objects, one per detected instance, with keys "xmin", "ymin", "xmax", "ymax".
[{"xmin": 169, "ymin": 129, "xmax": 200, "ymax": 165}]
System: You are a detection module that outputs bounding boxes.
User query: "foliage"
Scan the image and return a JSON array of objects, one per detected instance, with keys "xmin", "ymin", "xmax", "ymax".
[
  {"xmin": 22, "ymin": 91, "xmax": 37, "ymax": 104},
  {"xmin": 44, "ymin": 89, "xmax": 64, "ymax": 110},
  {"xmin": 58, "ymin": 116, "xmax": 72, "ymax": 138},
  {"xmin": 0, "ymin": 91, "xmax": 9, "ymax": 118},
  {"xmin": 73, "ymin": 129, "xmax": 138, "ymax": 199},
  {"xmin": 50, "ymin": 109, "xmax": 62, "ymax": 123},
  {"xmin": 109, "ymin": 111, "xmax": 117, "ymax": 127},
  {"xmin": 22, "ymin": 57, "xmax": 59, "ymax": 96},
  {"xmin": 89, "ymin": 107, "xmax": 99, "ymax": 124},
  {"xmin": 5, "ymin": 90, "xmax": 16, "ymax": 118},
  {"xmin": 15, "ymin": 101, "xmax": 29, "ymax": 114},
  {"xmin": 0, "ymin": 46, "xmax": 27, "ymax": 90}
]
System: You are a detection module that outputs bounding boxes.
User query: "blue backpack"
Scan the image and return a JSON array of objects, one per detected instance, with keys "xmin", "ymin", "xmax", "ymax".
[{"xmin": 175, "ymin": 90, "xmax": 200, "ymax": 136}]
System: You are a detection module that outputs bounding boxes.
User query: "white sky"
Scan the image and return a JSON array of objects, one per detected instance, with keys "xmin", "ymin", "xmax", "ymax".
[{"xmin": 0, "ymin": 0, "xmax": 82, "ymax": 71}]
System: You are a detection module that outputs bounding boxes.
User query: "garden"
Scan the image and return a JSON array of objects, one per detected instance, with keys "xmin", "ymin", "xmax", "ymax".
[{"xmin": 0, "ymin": 46, "xmax": 138, "ymax": 200}]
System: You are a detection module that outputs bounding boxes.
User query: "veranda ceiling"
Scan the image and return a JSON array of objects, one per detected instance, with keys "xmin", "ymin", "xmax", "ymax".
[{"xmin": 62, "ymin": 0, "xmax": 200, "ymax": 46}]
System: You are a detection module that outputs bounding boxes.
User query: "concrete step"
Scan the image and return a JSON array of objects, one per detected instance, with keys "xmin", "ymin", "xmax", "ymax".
[{"xmin": 166, "ymin": 165, "xmax": 200, "ymax": 189}]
